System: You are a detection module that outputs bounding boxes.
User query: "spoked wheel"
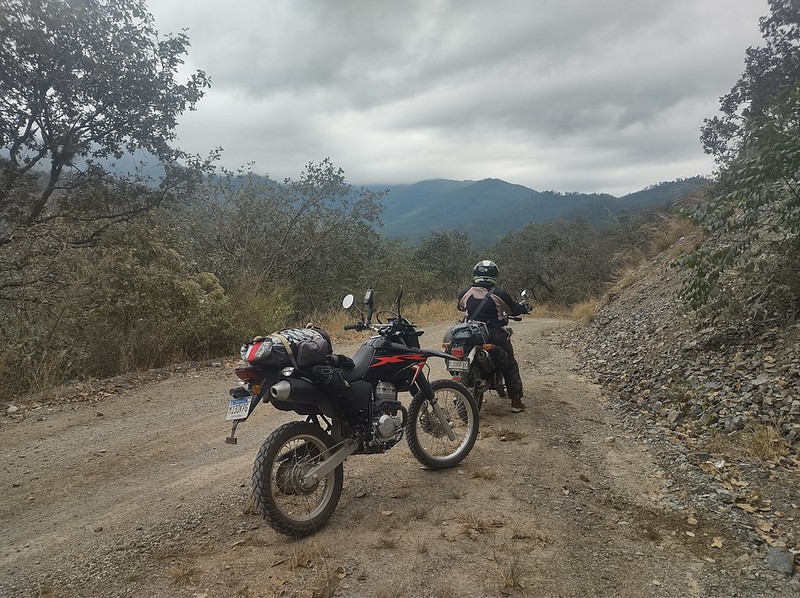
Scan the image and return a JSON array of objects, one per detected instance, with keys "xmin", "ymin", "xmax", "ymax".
[
  {"xmin": 407, "ymin": 379, "xmax": 479, "ymax": 469},
  {"xmin": 252, "ymin": 421, "xmax": 343, "ymax": 537}
]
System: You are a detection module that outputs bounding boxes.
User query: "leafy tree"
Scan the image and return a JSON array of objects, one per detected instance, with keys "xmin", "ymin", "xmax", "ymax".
[
  {"xmin": 356, "ymin": 239, "xmax": 427, "ymax": 304},
  {"xmin": 413, "ymin": 230, "xmax": 478, "ymax": 299},
  {"xmin": 683, "ymin": 0, "xmax": 800, "ymax": 320},
  {"xmin": 492, "ymin": 219, "xmax": 616, "ymax": 305},
  {"xmin": 181, "ymin": 160, "xmax": 384, "ymax": 311},
  {"xmin": 0, "ymin": 0, "xmax": 210, "ymax": 232},
  {"xmin": 0, "ymin": 0, "xmax": 215, "ymax": 397},
  {"xmin": 701, "ymin": 0, "xmax": 800, "ymax": 166}
]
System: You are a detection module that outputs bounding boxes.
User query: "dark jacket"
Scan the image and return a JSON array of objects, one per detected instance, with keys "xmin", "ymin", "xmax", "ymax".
[{"xmin": 457, "ymin": 281, "xmax": 527, "ymax": 328}]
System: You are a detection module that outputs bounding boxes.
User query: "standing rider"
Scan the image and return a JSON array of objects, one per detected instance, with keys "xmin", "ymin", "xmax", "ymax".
[{"xmin": 458, "ymin": 260, "xmax": 531, "ymax": 413}]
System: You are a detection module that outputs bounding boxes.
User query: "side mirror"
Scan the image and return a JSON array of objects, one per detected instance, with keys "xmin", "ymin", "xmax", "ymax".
[{"xmin": 342, "ymin": 294, "xmax": 355, "ymax": 309}]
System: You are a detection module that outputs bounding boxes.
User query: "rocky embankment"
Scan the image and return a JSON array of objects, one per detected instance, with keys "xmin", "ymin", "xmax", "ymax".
[
  {"xmin": 564, "ymin": 237, "xmax": 800, "ymax": 588},
  {"xmin": 566, "ymin": 239, "xmax": 800, "ymax": 446}
]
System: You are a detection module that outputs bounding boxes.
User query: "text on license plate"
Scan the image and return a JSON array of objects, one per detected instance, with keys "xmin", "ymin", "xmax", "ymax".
[
  {"xmin": 447, "ymin": 359, "xmax": 469, "ymax": 372},
  {"xmin": 226, "ymin": 396, "xmax": 252, "ymax": 421}
]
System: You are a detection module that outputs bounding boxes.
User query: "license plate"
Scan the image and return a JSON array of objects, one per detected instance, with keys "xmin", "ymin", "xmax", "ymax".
[
  {"xmin": 226, "ymin": 396, "xmax": 252, "ymax": 421},
  {"xmin": 447, "ymin": 359, "xmax": 469, "ymax": 372}
]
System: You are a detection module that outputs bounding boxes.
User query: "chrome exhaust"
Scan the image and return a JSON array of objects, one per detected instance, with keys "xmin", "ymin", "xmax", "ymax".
[{"xmin": 270, "ymin": 380, "xmax": 291, "ymax": 400}]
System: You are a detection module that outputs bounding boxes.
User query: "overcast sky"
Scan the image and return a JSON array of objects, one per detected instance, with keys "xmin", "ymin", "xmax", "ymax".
[{"xmin": 148, "ymin": 0, "xmax": 767, "ymax": 196}]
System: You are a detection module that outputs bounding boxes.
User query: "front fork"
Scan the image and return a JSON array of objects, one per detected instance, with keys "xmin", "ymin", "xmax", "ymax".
[{"xmin": 414, "ymin": 374, "xmax": 457, "ymax": 441}]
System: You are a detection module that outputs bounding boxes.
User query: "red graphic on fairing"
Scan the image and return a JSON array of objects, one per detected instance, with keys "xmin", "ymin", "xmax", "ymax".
[{"xmin": 370, "ymin": 354, "xmax": 427, "ymax": 368}]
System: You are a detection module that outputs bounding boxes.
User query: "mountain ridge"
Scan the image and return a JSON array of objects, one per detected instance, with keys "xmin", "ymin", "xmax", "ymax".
[{"xmin": 374, "ymin": 176, "xmax": 706, "ymax": 246}]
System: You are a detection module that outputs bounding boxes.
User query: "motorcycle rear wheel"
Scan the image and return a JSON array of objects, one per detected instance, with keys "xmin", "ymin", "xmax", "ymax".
[
  {"xmin": 252, "ymin": 421, "xmax": 343, "ymax": 537},
  {"xmin": 495, "ymin": 372, "xmax": 507, "ymax": 397},
  {"xmin": 461, "ymin": 368, "xmax": 485, "ymax": 412},
  {"xmin": 407, "ymin": 379, "xmax": 479, "ymax": 469},
  {"xmin": 472, "ymin": 385, "xmax": 485, "ymax": 412}
]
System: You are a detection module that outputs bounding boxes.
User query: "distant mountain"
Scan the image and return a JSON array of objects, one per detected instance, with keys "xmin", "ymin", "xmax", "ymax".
[{"xmin": 376, "ymin": 176, "xmax": 706, "ymax": 247}]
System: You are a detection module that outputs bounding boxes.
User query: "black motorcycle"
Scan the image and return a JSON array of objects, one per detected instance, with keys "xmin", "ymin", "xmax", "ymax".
[
  {"xmin": 443, "ymin": 290, "xmax": 531, "ymax": 411},
  {"xmin": 224, "ymin": 287, "xmax": 479, "ymax": 537}
]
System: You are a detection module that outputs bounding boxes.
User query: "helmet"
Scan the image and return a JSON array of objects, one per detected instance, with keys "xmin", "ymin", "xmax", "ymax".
[{"xmin": 472, "ymin": 260, "xmax": 499, "ymax": 285}]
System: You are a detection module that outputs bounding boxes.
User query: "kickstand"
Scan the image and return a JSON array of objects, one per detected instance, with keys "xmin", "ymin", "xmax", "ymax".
[{"xmin": 226, "ymin": 420, "xmax": 239, "ymax": 444}]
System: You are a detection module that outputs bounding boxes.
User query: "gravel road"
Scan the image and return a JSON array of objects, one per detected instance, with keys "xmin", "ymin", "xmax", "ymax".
[{"xmin": 1, "ymin": 319, "xmax": 797, "ymax": 597}]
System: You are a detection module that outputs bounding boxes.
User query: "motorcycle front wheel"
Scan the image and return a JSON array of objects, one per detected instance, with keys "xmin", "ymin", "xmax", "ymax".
[
  {"xmin": 252, "ymin": 421, "xmax": 343, "ymax": 537},
  {"xmin": 406, "ymin": 379, "xmax": 479, "ymax": 470}
]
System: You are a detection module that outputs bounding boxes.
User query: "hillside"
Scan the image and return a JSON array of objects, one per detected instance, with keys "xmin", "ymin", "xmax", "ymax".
[
  {"xmin": 378, "ymin": 176, "xmax": 706, "ymax": 246},
  {"xmin": 565, "ymin": 235, "xmax": 800, "ymax": 582}
]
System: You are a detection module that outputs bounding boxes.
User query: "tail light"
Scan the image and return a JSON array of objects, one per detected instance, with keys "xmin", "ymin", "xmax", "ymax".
[
  {"xmin": 450, "ymin": 347, "xmax": 464, "ymax": 359},
  {"xmin": 234, "ymin": 366, "xmax": 263, "ymax": 382}
]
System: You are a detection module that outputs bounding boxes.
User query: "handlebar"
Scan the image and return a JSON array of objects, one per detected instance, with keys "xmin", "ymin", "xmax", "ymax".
[
  {"xmin": 345, "ymin": 318, "xmax": 409, "ymax": 334},
  {"xmin": 344, "ymin": 321, "xmax": 382, "ymax": 332}
]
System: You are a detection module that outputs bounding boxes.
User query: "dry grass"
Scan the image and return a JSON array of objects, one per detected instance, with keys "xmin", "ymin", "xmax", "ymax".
[
  {"xmin": 433, "ymin": 506, "xmax": 447, "ymax": 525},
  {"xmin": 737, "ymin": 423, "xmax": 791, "ymax": 462},
  {"xmin": 289, "ymin": 543, "xmax": 330, "ymax": 570},
  {"xmin": 645, "ymin": 214, "xmax": 701, "ymax": 257},
  {"xmin": 492, "ymin": 552, "xmax": 529, "ymax": 594},
  {"xmin": 511, "ymin": 526, "xmax": 550, "ymax": 544},
  {"xmin": 404, "ymin": 299, "xmax": 458, "ymax": 324},
  {"xmin": 569, "ymin": 298, "xmax": 600, "ymax": 323},
  {"xmin": 468, "ymin": 466, "xmax": 498, "ymax": 480},
  {"xmin": 530, "ymin": 302, "xmax": 572, "ymax": 318},
  {"xmin": 373, "ymin": 535, "xmax": 401, "ymax": 549},
  {"xmin": 406, "ymin": 503, "xmax": 429, "ymax": 521},
  {"xmin": 309, "ymin": 560, "xmax": 346, "ymax": 598},
  {"xmin": 167, "ymin": 563, "xmax": 198, "ymax": 587},
  {"xmin": 240, "ymin": 497, "xmax": 257, "ymax": 516},
  {"xmin": 702, "ymin": 423, "xmax": 791, "ymax": 464},
  {"xmin": 612, "ymin": 264, "xmax": 642, "ymax": 294},
  {"xmin": 455, "ymin": 512, "xmax": 497, "ymax": 534},
  {"xmin": 562, "ymin": 215, "xmax": 700, "ymax": 326}
]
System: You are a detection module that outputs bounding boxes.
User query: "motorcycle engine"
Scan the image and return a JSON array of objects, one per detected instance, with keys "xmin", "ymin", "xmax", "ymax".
[{"xmin": 370, "ymin": 382, "xmax": 405, "ymax": 448}]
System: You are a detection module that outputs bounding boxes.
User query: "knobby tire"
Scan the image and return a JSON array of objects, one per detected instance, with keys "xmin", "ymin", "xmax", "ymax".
[
  {"xmin": 406, "ymin": 379, "xmax": 479, "ymax": 469},
  {"xmin": 252, "ymin": 421, "xmax": 343, "ymax": 537}
]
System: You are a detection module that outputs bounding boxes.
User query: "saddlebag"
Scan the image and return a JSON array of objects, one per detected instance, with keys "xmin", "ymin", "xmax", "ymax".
[
  {"xmin": 242, "ymin": 327, "xmax": 332, "ymax": 368},
  {"xmin": 443, "ymin": 321, "xmax": 489, "ymax": 345}
]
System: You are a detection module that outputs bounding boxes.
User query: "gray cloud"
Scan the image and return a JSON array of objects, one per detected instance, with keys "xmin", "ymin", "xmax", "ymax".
[{"xmin": 149, "ymin": 0, "xmax": 767, "ymax": 195}]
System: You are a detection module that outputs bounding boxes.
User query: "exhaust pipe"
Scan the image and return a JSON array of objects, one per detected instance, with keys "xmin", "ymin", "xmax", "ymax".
[
  {"xmin": 475, "ymin": 349, "xmax": 491, "ymax": 363},
  {"xmin": 270, "ymin": 380, "xmax": 291, "ymax": 400},
  {"xmin": 475, "ymin": 348, "xmax": 494, "ymax": 374},
  {"xmin": 269, "ymin": 378, "xmax": 340, "ymax": 418}
]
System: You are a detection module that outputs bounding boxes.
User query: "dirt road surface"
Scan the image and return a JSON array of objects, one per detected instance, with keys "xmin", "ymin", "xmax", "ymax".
[{"xmin": 1, "ymin": 319, "xmax": 794, "ymax": 597}]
